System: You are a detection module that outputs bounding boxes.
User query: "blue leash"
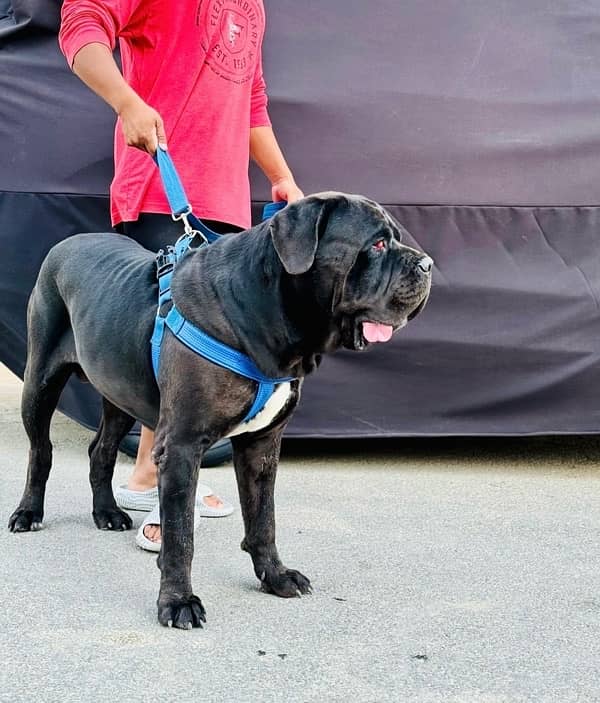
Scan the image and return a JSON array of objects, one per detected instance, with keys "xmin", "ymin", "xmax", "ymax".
[
  {"xmin": 153, "ymin": 148, "xmax": 224, "ymax": 244},
  {"xmin": 150, "ymin": 149, "xmax": 292, "ymax": 423}
]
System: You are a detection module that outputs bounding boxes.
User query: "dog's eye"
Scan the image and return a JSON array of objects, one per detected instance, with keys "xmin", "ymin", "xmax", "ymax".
[{"xmin": 372, "ymin": 239, "xmax": 387, "ymax": 252}]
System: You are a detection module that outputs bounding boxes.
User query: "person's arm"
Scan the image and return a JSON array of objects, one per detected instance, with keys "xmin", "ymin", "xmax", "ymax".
[
  {"xmin": 59, "ymin": 0, "xmax": 165, "ymax": 154},
  {"xmin": 250, "ymin": 126, "xmax": 303, "ymax": 203},
  {"xmin": 249, "ymin": 51, "xmax": 303, "ymax": 204},
  {"xmin": 71, "ymin": 43, "xmax": 166, "ymax": 154}
]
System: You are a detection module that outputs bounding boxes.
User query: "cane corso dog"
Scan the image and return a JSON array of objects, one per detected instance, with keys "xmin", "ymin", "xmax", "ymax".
[{"xmin": 9, "ymin": 192, "xmax": 432, "ymax": 629}]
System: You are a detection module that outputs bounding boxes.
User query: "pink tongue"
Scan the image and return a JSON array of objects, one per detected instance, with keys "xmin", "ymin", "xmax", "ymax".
[{"xmin": 362, "ymin": 321, "xmax": 393, "ymax": 343}]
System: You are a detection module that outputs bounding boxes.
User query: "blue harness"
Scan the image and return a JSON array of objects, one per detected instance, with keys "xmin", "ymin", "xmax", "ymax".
[{"xmin": 150, "ymin": 149, "xmax": 294, "ymax": 423}]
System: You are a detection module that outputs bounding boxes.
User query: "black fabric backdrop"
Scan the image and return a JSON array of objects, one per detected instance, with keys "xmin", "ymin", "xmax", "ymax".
[{"xmin": 1, "ymin": 0, "xmax": 599, "ymax": 436}]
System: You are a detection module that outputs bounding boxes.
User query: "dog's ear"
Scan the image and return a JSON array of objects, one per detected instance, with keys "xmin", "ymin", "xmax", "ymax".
[{"xmin": 269, "ymin": 194, "xmax": 339, "ymax": 275}]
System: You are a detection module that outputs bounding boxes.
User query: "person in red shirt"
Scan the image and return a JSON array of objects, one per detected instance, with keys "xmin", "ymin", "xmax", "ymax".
[{"xmin": 59, "ymin": 0, "xmax": 304, "ymax": 551}]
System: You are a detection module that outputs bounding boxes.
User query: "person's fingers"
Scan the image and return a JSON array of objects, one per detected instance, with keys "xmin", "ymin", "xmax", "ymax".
[
  {"xmin": 147, "ymin": 132, "xmax": 158, "ymax": 155},
  {"xmin": 272, "ymin": 180, "xmax": 304, "ymax": 204},
  {"xmin": 271, "ymin": 182, "xmax": 285, "ymax": 201},
  {"xmin": 155, "ymin": 116, "xmax": 168, "ymax": 151},
  {"xmin": 121, "ymin": 123, "xmax": 154, "ymax": 153},
  {"xmin": 141, "ymin": 120, "xmax": 159, "ymax": 155}
]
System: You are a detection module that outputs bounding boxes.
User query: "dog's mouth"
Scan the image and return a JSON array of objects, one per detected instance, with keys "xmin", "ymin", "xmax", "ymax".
[
  {"xmin": 340, "ymin": 285, "xmax": 431, "ymax": 351},
  {"xmin": 351, "ymin": 318, "xmax": 407, "ymax": 351}
]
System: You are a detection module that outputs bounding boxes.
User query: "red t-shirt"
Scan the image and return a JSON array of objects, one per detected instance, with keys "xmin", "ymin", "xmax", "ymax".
[{"xmin": 59, "ymin": 0, "xmax": 271, "ymax": 229}]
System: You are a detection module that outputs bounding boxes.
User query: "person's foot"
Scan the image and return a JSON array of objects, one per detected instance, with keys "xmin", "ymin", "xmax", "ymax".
[
  {"xmin": 123, "ymin": 474, "xmax": 227, "ymax": 544},
  {"xmin": 141, "ymin": 492, "xmax": 226, "ymax": 544},
  {"xmin": 136, "ymin": 487, "xmax": 235, "ymax": 550},
  {"xmin": 143, "ymin": 522, "xmax": 161, "ymax": 544},
  {"xmin": 126, "ymin": 473, "xmax": 224, "ymax": 507},
  {"xmin": 126, "ymin": 450, "xmax": 159, "ymax": 492},
  {"xmin": 126, "ymin": 426, "xmax": 234, "ymax": 549},
  {"xmin": 128, "ymin": 432, "xmax": 225, "ymax": 536}
]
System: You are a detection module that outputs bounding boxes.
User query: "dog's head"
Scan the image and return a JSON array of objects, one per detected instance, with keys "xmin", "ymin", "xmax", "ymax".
[{"xmin": 269, "ymin": 192, "xmax": 432, "ymax": 352}]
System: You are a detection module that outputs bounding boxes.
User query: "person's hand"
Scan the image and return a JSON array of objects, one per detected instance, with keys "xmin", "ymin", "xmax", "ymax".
[
  {"xmin": 271, "ymin": 177, "xmax": 304, "ymax": 204},
  {"xmin": 117, "ymin": 94, "xmax": 167, "ymax": 155}
]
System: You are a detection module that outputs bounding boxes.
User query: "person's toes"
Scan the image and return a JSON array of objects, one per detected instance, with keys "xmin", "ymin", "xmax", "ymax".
[
  {"xmin": 143, "ymin": 524, "xmax": 162, "ymax": 542},
  {"xmin": 203, "ymin": 494, "xmax": 224, "ymax": 509}
]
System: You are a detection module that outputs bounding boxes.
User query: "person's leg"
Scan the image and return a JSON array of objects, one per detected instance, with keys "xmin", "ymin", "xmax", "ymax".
[
  {"xmin": 127, "ymin": 425, "xmax": 157, "ymax": 491},
  {"xmin": 117, "ymin": 214, "xmax": 241, "ymax": 545}
]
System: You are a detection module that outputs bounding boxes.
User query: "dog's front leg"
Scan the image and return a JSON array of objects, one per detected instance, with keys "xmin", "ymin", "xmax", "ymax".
[
  {"xmin": 152, "ymin": 424, "xmax": 208, "ymax": 630},
  {"xmin": 231, "ymin": 428, "xmax": 311, "ymax": 598}
]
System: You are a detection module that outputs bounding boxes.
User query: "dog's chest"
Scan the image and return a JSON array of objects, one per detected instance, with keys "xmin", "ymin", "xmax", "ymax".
[{"xmin": 226, "ymin": 382, "xmax": 293, "ymax": 438}]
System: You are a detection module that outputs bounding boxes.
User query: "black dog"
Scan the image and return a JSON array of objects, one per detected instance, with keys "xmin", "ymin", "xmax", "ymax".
[{"xmin": 9, "ymin": 193, "xmax": 432, "ymax": 629}]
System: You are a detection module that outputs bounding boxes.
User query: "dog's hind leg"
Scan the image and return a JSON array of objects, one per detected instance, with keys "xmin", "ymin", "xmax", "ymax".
[
  {"xmin": 8, "ymin": 360, "xmax": 74, "ymax": 532},
  {"xmin": 89, "ymin": 398, "xmax": 135, "ymax": 531},
  {"xmin": 9, "ymin": 263, "xmax": 80, "ymax": 532},
  {"xmin": 231, "ymin": 429, "xmax": 312, "ymax": 598}
]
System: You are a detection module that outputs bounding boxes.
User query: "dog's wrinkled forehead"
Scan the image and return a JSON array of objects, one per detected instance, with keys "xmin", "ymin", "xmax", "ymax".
[
  {"xmin": 336, "ymin": 192, "xmax": 404, "ymax": 241},
  {"xmin": 269, "ymin": 191, "xmax": 403, "ymax": 275}
]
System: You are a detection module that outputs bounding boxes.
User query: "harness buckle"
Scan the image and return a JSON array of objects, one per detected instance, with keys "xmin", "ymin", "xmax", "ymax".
[{"xmin": 155, "ymin": 248, "xmax": 175, "ymax": 278}]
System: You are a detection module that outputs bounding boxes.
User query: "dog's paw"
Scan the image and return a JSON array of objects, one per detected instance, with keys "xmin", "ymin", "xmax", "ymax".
[
  {"xmin": 158, "ymin": 595, "xmax": 206, "ymax": 630},
  {"xmin": 260, "ymin": 567, "xmax": 312, "ymax": 598},
  {"xmin": 92, "ymin": 508, "xmax": 133, "ymax": 531},
  {"xmin": 8, "ymin": 508, "xmax": 43, "ymax": 533}
]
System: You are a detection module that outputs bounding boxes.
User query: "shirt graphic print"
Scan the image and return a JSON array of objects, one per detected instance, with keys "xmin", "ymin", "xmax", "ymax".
[{"xmin": 196, "ymin": 0, "xmax": 265, "ymax": 84}]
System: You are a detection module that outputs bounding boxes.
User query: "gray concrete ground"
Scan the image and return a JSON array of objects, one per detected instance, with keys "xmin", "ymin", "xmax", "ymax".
[{"xmin": 2, "ymin": 364, "xmax": 600, "ymax": 703}]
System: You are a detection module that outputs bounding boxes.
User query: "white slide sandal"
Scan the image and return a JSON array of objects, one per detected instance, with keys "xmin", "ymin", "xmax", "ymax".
[
  {"xmin": 134, "ymin": 488, "xmax": 235, "ymax": 552},
  {"xmin": 135, "ymin": 504, "xmax": 164, "ymax": 552},
  {"xmin": 115, "ymin": 485, "xmax": 158, "ymax": 512},
  {"xmin": 116, "ymin": 483, "xmax": 234, "ymax": 516},
  {"xmin": 195, "ymin": 484, "xmax": 235, "ymax": 518}
]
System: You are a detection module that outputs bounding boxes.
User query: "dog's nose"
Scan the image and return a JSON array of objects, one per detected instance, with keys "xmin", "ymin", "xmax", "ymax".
[{"xmin": 417, "ymin": 255, "xmax": 433, "ymax": 273}]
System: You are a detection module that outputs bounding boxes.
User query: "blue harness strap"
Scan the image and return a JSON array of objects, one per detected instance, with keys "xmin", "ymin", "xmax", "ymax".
[
  {"xmin": 150, "ymin": 150, "xmax": 291, "ymax": 423},
  {"xmin": 163, "ymin": 305, "xmax": 294, "ymax": 420}
]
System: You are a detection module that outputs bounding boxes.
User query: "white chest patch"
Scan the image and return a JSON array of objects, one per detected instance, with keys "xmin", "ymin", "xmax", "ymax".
[{"xmin": 226, "ymin": 382, "xmax": 293, "ymax": 438}]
